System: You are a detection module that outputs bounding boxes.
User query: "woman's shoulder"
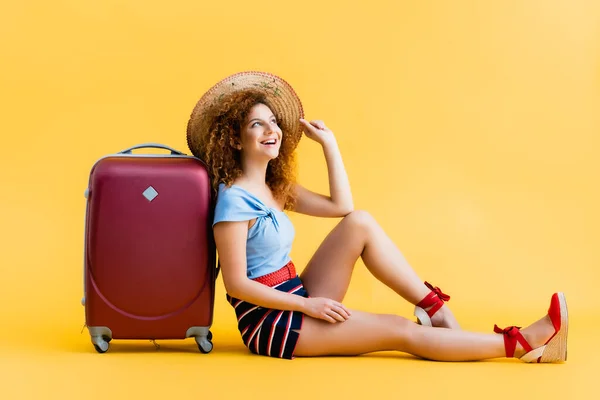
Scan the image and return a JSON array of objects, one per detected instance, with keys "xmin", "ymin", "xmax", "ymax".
[
  {"xmin": 213, "ymin": 182, "xmax": 275, "ymax": 227},
  {"xmin": 215, "ymin": 182, "xmax": 245, "ymax": 206},
  {"xmin": 214, "ymin": 182, "xmax": 264, "ymax": 212}
]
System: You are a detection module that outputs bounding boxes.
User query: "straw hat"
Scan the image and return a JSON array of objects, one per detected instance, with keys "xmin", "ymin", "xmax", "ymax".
[{"xmin": 186, "ymin": 71, "xmax": 304, "ymax": 160}]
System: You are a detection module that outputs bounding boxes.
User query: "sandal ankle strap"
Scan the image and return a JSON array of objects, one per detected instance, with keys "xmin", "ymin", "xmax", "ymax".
[
  {"xmin": 416, "ymin": 282, "xmax": 450, "ymax": 318},
  {"xmin": 493, "ymin": 325, "xmax": 533, "ymax": 358}
]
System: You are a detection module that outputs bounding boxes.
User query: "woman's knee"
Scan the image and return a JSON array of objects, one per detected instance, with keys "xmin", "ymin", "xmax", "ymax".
[
  {"xmin": 370, "ymin": 314, "xmax": 417, "ymax": 351},
  {"xmin": 390, "ymin": 314, "xmax": 415, "ymax": 340},
  {"xmin": 342, "ymin": 210, "xmax": 376, "ymax": 230}
]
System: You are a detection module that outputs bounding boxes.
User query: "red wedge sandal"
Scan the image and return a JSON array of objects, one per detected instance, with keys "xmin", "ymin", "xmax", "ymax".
[
  {"xmin": 494, "ymin": 292, "xmax": 569, "ymax": 363},
  {"xmin": 414, "ymin": 281, "xmax": 451, "ymax": 327}
]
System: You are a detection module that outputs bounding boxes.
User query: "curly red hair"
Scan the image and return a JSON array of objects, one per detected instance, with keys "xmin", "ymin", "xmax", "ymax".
[{"xmin": 200, "ymin": 89, "xmax": 298, "ymax": 210}]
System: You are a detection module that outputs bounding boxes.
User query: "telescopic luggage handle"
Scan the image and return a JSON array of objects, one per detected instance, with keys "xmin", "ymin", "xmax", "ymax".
[{"xmin": 119, "ymin": 143, "xmax": 186, "ymax": 156}]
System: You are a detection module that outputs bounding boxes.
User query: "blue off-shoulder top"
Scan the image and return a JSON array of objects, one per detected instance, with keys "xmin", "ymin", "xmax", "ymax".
[{"xmin": 212, "ymin": 183, "xmax": 295, "ymax": 279}]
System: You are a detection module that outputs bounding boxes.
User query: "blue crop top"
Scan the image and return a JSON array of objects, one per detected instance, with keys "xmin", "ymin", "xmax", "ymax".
[{"xmin": 212, "ymin": 183, "xmax": 295, "ymax": 279}]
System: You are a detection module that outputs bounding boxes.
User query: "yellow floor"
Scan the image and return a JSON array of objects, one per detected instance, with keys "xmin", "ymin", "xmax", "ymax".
[{"xmin": 2, "ymin": 300, "xmax": 597, "ymax": 400}]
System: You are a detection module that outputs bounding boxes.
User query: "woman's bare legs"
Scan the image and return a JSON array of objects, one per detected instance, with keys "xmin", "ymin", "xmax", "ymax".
[
  {"xmin": 300, "ymin": 210, "xmax": 459, "ymax": 328},
  {"xmin": 294, "ymin": 309, "xmax": 556, "ymax": 361}
]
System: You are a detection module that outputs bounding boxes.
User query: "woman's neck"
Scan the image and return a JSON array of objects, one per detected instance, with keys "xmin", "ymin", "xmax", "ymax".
[{"xmin": 239, "ymin": 157, "xmax": 269, "ymax": 188}]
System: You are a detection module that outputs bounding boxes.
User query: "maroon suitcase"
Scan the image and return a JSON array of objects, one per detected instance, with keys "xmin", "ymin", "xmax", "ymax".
[{"xmin": 81, "ymin": 143, "xmax": 217, "ymax": 353}]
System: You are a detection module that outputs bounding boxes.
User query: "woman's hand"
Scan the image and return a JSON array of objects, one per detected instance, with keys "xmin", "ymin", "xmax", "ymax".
[
  {"xmin": 302, "ymin": 297, "xmax": 352, "ymax": 323},
  {"xmin": 300, "ymin": 119, "xmax": 336, "ymax": 146}
]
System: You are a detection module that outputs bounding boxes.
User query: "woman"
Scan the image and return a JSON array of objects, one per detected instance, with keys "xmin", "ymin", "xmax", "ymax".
[{"xmin": 186, "ymin": 71, "xmax": 568, "ymax": 362}]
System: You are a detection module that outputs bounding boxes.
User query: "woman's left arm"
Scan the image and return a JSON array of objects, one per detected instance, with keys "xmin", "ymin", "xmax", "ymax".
[{"xmin": 292, "ymin": 119, "xmax": 354, "ymax": 218}]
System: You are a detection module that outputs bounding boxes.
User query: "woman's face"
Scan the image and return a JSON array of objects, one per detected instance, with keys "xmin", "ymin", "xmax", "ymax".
[{"xmin": 238, "ymin": 103, "xmax": 283, "ymax": 161}]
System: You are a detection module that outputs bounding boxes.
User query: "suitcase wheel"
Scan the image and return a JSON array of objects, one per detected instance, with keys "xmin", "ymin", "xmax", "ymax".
[
  {"xmin": 94, "ymin": 343, "xmax": 108, "ymax": 354},
  {"xmin": 196, "ymin": 331, "xmax": 213, "ymax": 354},
  {"xmin": 92, "ymin": 335, "xmax": 111, "ymax": 354}
]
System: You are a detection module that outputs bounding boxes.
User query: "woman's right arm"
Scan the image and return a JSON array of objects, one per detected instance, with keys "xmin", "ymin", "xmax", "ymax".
[{"xmin": 213, "ymin": 220, "xmax": 351, "ymax": 323}]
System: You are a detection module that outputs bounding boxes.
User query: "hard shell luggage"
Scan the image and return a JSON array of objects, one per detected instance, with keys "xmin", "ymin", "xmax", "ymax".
[{"xmin": 81, "ymin": 143, "xmax": 218, "ymax": 354}]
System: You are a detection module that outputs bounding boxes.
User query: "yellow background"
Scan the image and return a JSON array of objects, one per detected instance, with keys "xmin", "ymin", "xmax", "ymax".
[{"xmin": 1, "ymin": 0, "xmax": 598, "ymax": 398}]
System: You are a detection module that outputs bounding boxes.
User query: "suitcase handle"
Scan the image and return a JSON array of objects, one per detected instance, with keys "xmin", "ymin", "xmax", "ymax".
[{"xmin": 119, "ymin": 143, "xmax": 186, "ymax": 156}]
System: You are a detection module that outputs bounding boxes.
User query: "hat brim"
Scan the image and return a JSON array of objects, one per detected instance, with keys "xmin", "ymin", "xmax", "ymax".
[{"xmin": 186, "ymin": 71, "xmax": 304, "ymax": 160}]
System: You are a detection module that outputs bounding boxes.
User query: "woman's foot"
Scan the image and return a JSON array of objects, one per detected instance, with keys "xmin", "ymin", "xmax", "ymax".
[
  {"xmin": 512, "ymin": 315, "xmax": 556, "ymax": 359},
  {"xmin": 494, "ymin": 292, "xmax": 568, "ymax": 363}
]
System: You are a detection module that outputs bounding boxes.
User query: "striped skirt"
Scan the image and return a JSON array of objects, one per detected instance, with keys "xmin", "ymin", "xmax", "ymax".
[{"xmin": 226, "ymin": 263, "xmax": 308, "ymax": 360}]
